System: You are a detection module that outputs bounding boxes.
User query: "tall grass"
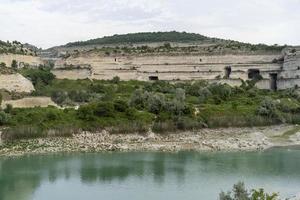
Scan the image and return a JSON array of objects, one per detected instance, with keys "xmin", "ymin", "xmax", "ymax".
[
  {"xmin": 109, "ymin": 121, "xmax": 148, "ymax": 134},
  {"xmin": 206, "ymin": 115, "xmax": 280, "ymax": 128},
  {"xmin": 1, "ymin": 125, "xmax": 80, "ymax": 141},
  {"xmin": 1, "ymin": 126, "xmax": 45, "ymax": 141}
]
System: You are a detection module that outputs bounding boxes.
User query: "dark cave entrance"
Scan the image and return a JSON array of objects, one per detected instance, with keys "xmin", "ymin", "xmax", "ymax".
[
  {"xmin": 149, "ymin": 76, "xmax": 159, "ymax": 81},
  {"xmin": 270, "ymin": 73, "xmax": 278, "ymax": 91},
  {"xmin": 224, "ymin": 66, "xmax": 232, "ymax": 79},
  {"xmin": 248, "ymin": 69, "xmax": 260, "ymax": 79}
]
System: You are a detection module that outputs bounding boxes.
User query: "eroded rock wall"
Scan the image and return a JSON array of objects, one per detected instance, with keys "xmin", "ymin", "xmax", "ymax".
[
  {"xmin": 0, "ymin": 53, "xmax": 43, "ymax": 67},
  {"xmin": 55, "ymin": 54, "xmax": 281, "ymax": 82},
  {"xmin": 0, "ymin": 73, "xmax": 35, "ymax": 93}
]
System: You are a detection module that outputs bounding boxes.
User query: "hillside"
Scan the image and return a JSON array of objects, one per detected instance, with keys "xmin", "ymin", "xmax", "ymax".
[
  {"xmin": 48, "ymin": 32, "xmax": 287, "ymax": 57},
  {"xmin": 64, "ymin": 31, "xmax": 211, "ymax": 47},
  {"xmin": 0, "ymin": 40, "xmax": 37, "ymax": 56}
]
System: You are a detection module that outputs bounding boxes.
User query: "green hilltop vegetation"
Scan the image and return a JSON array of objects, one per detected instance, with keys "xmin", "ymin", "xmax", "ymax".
[
  {"xmin": 60, "ymin": 31, "xmax": 286, "ymax": 55},
  {"xmin": 1, "ymin": 68, "xmax": 300, "ymax": 141},
  {"xmin": 65, "ymin": 31, "xmax": 210, "ymax": 47},
  {"xmin": 0, "ymin": 40, "xmax": 37, "ymax": 56}
]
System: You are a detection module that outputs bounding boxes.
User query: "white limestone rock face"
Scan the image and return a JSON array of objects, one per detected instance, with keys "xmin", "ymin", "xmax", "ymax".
[
  {"xmin": 0, "ymin": 53, "xmax": 43, "ymax": 68},
  {"xmin": 0, "ymin": 73, "xmax": 35, "ymax": 93}
]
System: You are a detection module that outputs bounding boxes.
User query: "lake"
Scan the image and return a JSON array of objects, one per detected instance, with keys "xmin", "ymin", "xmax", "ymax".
[{"xmin": 0, "ymin": 147, "xmax": 300, "ymax": 200}]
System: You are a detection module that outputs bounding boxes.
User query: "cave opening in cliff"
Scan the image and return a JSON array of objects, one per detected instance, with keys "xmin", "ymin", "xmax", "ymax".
[
  {"xmin": 270, "ymin": 73, "xmax": 278, "ymax": 91},
  {"xmin": 149, "ymin": 76, "xmax": 159, "ymax": 81},
  {"xmin": 248, "ymin": 69, "xmax": 260, "ymax": 79},
  {"xmin": 224, "ymin": 66, "xmax": 232, "ymax": 79}
]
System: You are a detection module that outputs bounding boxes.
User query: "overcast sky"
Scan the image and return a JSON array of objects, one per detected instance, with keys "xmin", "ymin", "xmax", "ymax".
[{"xmin": 0, "ymin": 0, "xmax": 299, "ymax": 48}]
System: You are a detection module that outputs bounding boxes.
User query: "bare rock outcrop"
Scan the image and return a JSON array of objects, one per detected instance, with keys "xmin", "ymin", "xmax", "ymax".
[
  {"xmin": 0, "ymin": 73, "xmax": 35, "ymax": 93},
  {"xmin": 1, "ymin": 97, "xmax": 58, "ymax": 109}
]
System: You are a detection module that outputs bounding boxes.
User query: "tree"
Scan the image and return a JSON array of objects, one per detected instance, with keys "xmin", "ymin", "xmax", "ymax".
[
  {"xmin": 11, "ymin": 60, "xmax": 18, "ymax": 69},
  {"xmin": 146, "ymin": 93, "xmax": 166, "ymax": 114},
  {"xmin": 22, "ymin": 68, "xmax": 55, "ymax": 86},
  {"xmin": 175, "ymin": 88, "xmax": 186, "ymax": 102}
]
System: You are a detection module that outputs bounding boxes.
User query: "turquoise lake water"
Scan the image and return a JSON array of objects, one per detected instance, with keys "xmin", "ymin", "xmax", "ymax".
[{"xmin": 0, "ymin": 147, "xmax": 300, "ymax": 200}]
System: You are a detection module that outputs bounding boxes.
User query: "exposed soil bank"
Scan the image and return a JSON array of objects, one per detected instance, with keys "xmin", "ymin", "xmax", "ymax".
[{"xmin": 1, "ymin": 124, "xmax": 300, "ymax": 157}]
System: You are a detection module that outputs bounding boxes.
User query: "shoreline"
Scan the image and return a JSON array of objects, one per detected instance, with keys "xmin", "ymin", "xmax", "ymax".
[{"xmin": 1, "ymin": 124, "xmax": 300, "ymax": 157}]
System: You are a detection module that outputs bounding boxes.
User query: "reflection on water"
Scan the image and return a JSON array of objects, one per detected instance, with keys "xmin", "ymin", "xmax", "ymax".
[{"xmin": 0, "ymin": 147, "xmax": 300, "ymax": 200}]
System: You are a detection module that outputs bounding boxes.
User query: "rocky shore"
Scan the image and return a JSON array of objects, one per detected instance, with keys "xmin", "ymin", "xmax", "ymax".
[{"xmin": 1, "ymin": 124, "xmax": 300, "ymax": 157}]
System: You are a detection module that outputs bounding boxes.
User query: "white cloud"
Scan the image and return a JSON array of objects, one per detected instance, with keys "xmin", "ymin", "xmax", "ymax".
[{"xmin": 0, "ymin": 0, "xmax": 299, "ymax": 48}]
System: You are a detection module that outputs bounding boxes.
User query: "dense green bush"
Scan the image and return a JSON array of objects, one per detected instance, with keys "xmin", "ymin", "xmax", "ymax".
[
  {"xmin": 20, "ymin": 68, "xmax": 55, "ymax": 86},
  {"xmin": 256, "ymin": 97, "xmax": 278, "ymax": 118},
  {"xmin": 147, "ymin": 93, "xmax": 166, "ymax": 114}
]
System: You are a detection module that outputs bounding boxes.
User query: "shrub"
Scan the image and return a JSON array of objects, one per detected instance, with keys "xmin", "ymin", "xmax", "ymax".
[
  {"xmin": 20, "ymin": 68, "xmax": 55, "ymax": 86},
  {"xmin": 146, "ymin": 93, "xmax": 166, "ymax": 114},
  {"xmin": 0, "ymin": 111, "xmax": 10, "ymax": 125},
  {"xmin": 11, "ymin": 60, "xmax": 18, "ymax": 69},
  {"xmin": 276, "ymin": 98, "xmax": 300, "ymax": 113},
  {"xmin": 94, "ymin": 102, "xmax": 114, "ymax": 117},
  {"xmin": 186, "ymin": 81, "xmax": 208, "ymax": 96},
  {"xmin": 144, "ymin": 81, "xmax": 174, "ymax": 93},
  {"xmin": 175, "ymin": 88, "xmax": 185, "ymax": 102},
  {"xmin": 114, "ymin": 99, "xmax": 129, "ymax": 112},
  {"xmin": 129, "ymin": 89, "xmax": 143, "ymax": 107},
  {"xmin": 90, "ymin": 83, "xmax": 106, "ymax": 93},
  {"xmin": 219, "ymin": 182, "xmax": 278, "ymax": 200},
  {"xmin": 51, "ymin": 90, "xmax": 68, "ymax": 104},
  {"xmin": 69, "ymin": 90, "xmax": 90, "ymax": 103},
  {"xmin": 166, "ymin": 99, "xmax": 186, "ymax": 115},
  {"xmin": 129, "ymin": 89, "xmax": 149, "ymax": 109},
  {"xmin": 198, "ymin": 87, "xmax": 212, "ymax": 103},
  {"xmin": 208, "ymin": 83, "xmax": 232, "ymax": 100},
  {"xmin": 77, "ymin": 104, "xmax": 96, "ymax": 121},
  {"xmin": 111, "ymin": 76, "xmax": 120, "ymax": 84},
  {"xmin": 256, "ymin": 97, "xmax": 277, "ymax": 118}
]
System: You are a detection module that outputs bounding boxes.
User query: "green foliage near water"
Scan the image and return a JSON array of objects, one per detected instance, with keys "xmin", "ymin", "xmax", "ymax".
[
  {"xmin": 219, "ymin": 182, "xmax": 278, "ymax": 200},
  {"xmin": 2, "ymin": 68, "xmax": 300, "ymax": 140}
]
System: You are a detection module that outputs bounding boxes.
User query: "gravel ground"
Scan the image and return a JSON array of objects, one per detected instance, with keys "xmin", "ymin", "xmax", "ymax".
[{"xmin": 1, "ymin": 124, "xmax": 300, "ymax": 157}]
